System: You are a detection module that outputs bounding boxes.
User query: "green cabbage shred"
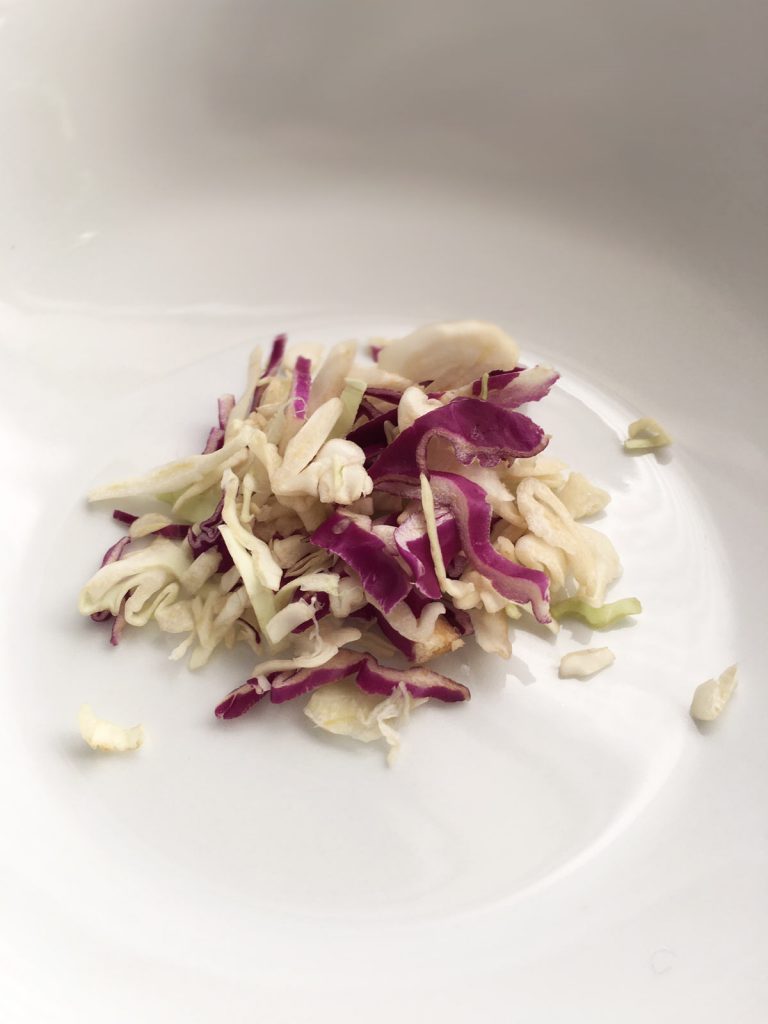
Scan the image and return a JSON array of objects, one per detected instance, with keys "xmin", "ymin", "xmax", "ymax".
[
  {"xmin": 331, "ymin": 378, "xmax": 367, "ymax": 439},
  {"xmin": 550, "ymin": 596, "xmax": 642, "ymax": 627}
]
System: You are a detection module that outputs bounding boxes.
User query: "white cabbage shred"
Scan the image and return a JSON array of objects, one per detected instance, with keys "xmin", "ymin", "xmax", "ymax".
[
  {"xmin": 397, "ymin": 386, "xmax": 443, "ymax": 432},
  {"xmin": 80, "ymin": 320, "xmax": 662, "ymax": 758},
  {"xmin": 624, "ymin": 417, "xmax": 673, "ymax": 452},
  {"xmin": 690, "ymin": 665, "xmax": 738, "ymax": 722},
  {"xmin": 378, "ymin": 320, "xmax": 520, "ymax": 390},
  {"xmin": 558, "ymin": 647, "xmax": 616, "ymax": 679},
  {"xmin": 304, "ymin": 681, "xmax": 426, "ymax": 765},
  {"xmin": 79, "ymin": 705, "xmax": 145, "ymax": 752}
]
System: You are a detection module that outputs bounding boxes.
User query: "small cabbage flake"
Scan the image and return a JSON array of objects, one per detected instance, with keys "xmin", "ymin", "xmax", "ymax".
[
  {"xmin": 551, "ymin": 596, "xmax": 642, "ymax": 627},
  {"xmin": 78, "ymin": 705, "xmax": 145, "ymax": 752},
  {"xmin": 304, "ymin": 680, "xmax": 427, "ymax": 764},
  {"xmin": 559, "ymin": 647, "xmax": 615, "ymax": 679},
  {"xmin": 624, "ymin": 417, "xmax": 672, "ymax": 452},
  {"xmin": 690, "ymin": 664, "xmax": 738, "ymax": 722}
]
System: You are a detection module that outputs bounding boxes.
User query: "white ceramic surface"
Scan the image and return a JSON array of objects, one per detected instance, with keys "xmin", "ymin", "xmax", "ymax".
[{"xmin": 1, "ymin": 3, "xmax": 766, "ymax": 1022}]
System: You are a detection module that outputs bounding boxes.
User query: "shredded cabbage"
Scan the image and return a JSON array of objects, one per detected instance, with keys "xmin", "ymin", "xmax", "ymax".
[
  {"xmin": 265, "ymin": 601, "xmax": 319, "ymax": 644},
  {"xmin": 515, "ymin": 534, "xmax": 568, "ymax": 593},
  {"xmin": 690, "ymin": 664, "xmax": 738, "ymax": 722},
  {"xmin": 370, "ymin": 397, "xmax": 548, "ymax": 485},
  {"xmin": 550, "ymin": 596, "xmax": 642, "ymax": 627},
  {"xmin": 218, "ymin": 524, "xmax": 277, "ymax": 632},
  {"xmin": 556, "ymin": 472, "xmax": 611, "ymax": 519},
  {"xmin": 79, "ymin": 705, "xmax": 145, "ymax": 752},
  {"xmin": 88, "ymin": 428, "xmax": 257, "ymax": 503},
  {"xmin": 179, "ymin": 549, "xmax": 222, "ymax": 594},
  {"xmin": 331, "ymin": 377, "xmax": 367, "ymax": 439},
  {"xmin": 80, "ymin": 321, "xmax": 643, "ymax": 760},
  {"xmin": 127, "ymin": 512, "xmax": 178, "ymax": 538},
  {"xmin": 221, "ymin": 469, "xmax": 282, "ymax": 589},
  {"xmin": 516, "ymin": 478, "xmax": 621, "ymax": 606},
  {"xmin": 305, "ymin": 680, "xmax": 426, "ymax": 764},
  {"xmin": 308, "ymin": 341, "xmax": 358, "ymax": 414},
  {"xmin": 624, "ymin": 417, "xmax": 673, "ymax": 452},
  {"xmin": 559, "ymin": 647, "xmax": 615, "ymax": 679},
  {"xmin": 397, "ymin": 386, "xmax": 443, "ymax": 432},
  {"xmin": 418, "ymin": 473, "xmax": 475, "ymax": 604},
  {"xmin": 469, "ymin": 607, "xmax": 512, "ymax": 658},
  {"xmin": 377, "ymin": 320, "xmax": 520, "ymax": 390},
  {"xmin": 79, "ymin": 538, "xmax": 192, "ymax": 618}
]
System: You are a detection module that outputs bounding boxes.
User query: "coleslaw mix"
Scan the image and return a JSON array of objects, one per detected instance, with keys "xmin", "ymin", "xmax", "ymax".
[{"xmin": 79, "ymin": 321, "xmax": 642, "ymax": 758}]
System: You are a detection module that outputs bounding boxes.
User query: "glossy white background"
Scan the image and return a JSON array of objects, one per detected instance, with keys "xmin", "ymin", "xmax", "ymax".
[{"xmin": 1, "ymin": 2, "xmax": 766, "ymax": 1021}]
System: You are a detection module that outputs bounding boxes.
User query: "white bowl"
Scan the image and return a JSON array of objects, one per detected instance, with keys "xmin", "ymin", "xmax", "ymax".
[{"xmin": 1, "ymin": 3, "xmax": 766, "ymax": 1021}]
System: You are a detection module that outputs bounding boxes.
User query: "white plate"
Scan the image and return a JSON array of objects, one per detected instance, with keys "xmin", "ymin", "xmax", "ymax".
[{"xmin": 1, "ymin": 3, "xmax": 767, "ymax": 1022}]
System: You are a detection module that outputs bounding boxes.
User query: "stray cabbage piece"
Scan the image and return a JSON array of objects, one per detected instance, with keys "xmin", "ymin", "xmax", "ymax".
[
  {"xmin": 551, "ymin": 596, "xmax": 641, "ymax": 627},
  {"xmin": 377, "ymin": 320, "xmax": 520, "ymax": 390},
  {"xmin": 78, "ymin": 705, "xmax": 145, "ymax": 752},
  {"xmin": 690, "ymin": 664, "xmax": 738, "ymax": 722},
  {"xmin": 624, "ymin": 417, "xmax": 672, "ymax": 452},
  {"xmin": 559, "ymin": 647, "xmax": 615, "ymax": 679},
  {"xmin": 304, "ymin": 680, "xmax": 426, "ymax": 764}
]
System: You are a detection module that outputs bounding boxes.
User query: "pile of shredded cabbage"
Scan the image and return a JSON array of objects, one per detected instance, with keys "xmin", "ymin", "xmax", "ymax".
[{"xmin": 80, "ymin": 320, "xmax": 639, "ymax": 762}]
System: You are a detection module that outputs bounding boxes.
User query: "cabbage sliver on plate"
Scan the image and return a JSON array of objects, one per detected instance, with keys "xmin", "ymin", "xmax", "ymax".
[{"xmin": 80, "ymin": 320, "xmax": 633, "ymax": 760}]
